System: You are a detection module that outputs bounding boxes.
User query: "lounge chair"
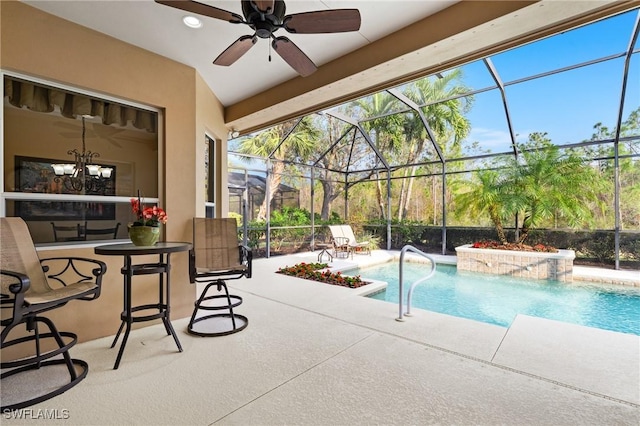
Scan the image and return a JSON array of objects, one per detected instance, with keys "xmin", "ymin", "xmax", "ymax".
[{"xmin": 328, "ymin": 225, "xmax": 371, "ymax": 258}]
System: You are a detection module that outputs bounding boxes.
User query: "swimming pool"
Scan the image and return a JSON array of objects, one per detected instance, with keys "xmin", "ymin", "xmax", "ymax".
[{"xmin": 358, "ymin": 262, "xmax": 640, "ymax": 335}]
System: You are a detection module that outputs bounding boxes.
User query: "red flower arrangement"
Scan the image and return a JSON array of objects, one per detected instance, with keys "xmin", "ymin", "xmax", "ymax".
[
  {"xmin": 276, "ymin": 262, "xmax": 369, "ymax": 288},
  {"xmin": 471, "ymin": 240, "xmax": 558, "ymax": 253},
  {"xmin": 130, "ymin": 191, "xmax": 168, "ymax": 227}
]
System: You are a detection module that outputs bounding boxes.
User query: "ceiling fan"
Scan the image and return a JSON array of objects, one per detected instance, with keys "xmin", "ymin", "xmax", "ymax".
[{"xmin": 155, "ymin": 0, "xmax": 361, "ymax": 77}]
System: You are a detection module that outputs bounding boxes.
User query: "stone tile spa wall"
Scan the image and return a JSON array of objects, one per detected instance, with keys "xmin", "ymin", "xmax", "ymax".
[{"xmin": 455, "ymin": 245, "xmax": 575, "ymax": 282}]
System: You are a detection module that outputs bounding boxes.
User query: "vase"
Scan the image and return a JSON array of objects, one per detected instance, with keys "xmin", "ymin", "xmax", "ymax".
[{"xmin": 128, "ymin": 225, "xmax": 160, "ymax": 246}]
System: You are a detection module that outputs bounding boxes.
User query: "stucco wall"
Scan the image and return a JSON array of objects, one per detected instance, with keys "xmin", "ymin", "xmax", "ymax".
[
  {"xmin": 195, "ymin": 72, "xmax": 229, "ymax": 219},
  {"xmin": 1, "ymin": 1, "xmax": 227, "ymax": 346}
]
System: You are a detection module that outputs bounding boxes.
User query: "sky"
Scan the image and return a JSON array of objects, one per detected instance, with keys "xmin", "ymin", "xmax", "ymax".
[
  {"xmin": 230, "ymin": 7, "xmax": 640, "ymax": 168},
  {"xmin": 462, "ymin": 8, "xmax": 639, "ymax": 155}
]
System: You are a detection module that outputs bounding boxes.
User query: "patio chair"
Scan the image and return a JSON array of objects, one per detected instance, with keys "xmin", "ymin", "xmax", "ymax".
[
  {"xmin": 331, "ymin": 236, "xmax": 351, "ymax": 259},
  {"xmin": 341, "ymin": 225, "xmax": 371, "ymax": 256},
  {"xmin": 188, "ymin": 218, "xmax": 251, "ymax": 336},
  {"xmin": 1, "ymin": 217, "xmax": 106, "ymax": 411},
  {"xmin": 50, "ymin": 222, "xmax": 84, "ymax": 242},
  {"xmin": 328, "ymin": 225, "xmax": 371, "ymax": 258},
  {"xmin": 83, "ymin": 221, "xmax": 121, "ymax": 240}
]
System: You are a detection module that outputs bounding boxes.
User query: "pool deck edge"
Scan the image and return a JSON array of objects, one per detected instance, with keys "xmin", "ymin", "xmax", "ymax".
[{"xmin": 239, "ymin": 250, "xmax": 640, "ymax": 408}]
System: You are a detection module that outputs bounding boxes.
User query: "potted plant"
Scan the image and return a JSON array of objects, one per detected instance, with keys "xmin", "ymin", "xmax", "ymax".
[{"xmin": 128, "ymin": 191, "xmax": 168, "ymax": 246}]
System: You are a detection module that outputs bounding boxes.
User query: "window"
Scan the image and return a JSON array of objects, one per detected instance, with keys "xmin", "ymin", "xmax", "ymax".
[
  {"xmin": 2, "ymin": 73, "xmax": 160, "ymax": 244},
  {"xmin": 205, "ymin": 134, "xmax": 215, "ymax": 218}
]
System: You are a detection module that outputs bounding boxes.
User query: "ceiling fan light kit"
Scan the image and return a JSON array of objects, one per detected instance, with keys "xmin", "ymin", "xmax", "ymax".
[{"xmin": 155, "ymin": 0, "xmax": 361, "ymax": 76}]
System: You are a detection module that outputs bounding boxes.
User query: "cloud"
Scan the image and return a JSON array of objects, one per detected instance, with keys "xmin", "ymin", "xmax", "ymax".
[{"xmin": 464, "ymin": 128, "xmax": 513, "ymax": 154}]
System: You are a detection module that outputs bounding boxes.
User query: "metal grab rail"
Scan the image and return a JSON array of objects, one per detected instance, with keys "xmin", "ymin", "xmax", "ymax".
[{"xmin": 396, "ymin": 245, "xmax": 437, "ymax": 321}]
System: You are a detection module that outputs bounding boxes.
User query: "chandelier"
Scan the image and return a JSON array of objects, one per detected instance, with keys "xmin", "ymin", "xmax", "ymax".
[{"xmin": 51, "ymin": 116, "xmax": 113, "ymax": 194}]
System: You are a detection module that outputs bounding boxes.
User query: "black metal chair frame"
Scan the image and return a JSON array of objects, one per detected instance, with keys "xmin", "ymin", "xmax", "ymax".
[
  {"xmin": 50, "ymin": 222, "xmax": 84, "ymax": 242},
  {"xmin": 188, "ymin": 221, "xmax": 252, "ymax": 337},
  {"xmin": 83, "ymin": 221, "xmax": 121, "ymax": 240},
  {"xmin": 1, "ymin": 236, "xmax": 106, "ymax": 411},
  {"xmin": 51, "ymin": 221, "xmax": 121, "ymax": 241}
]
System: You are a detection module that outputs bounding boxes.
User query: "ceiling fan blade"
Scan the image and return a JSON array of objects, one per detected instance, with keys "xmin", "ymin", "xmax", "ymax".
[
  {"xmin": 154, "ymin": 1, "xmax": 243, "ymax": 23},
  {"xmin": 251, "ymin": 1, "xmax": 275, "ymax": 14},
  {"xmin": 213, "ymin": 35, "xmax": 257, "ymax": 66},
  {"xmin": 284, "ymin": 9, "xmax": 361, "ymax": 34},
  {"xmin": 272, "ymin": 37, "xmax": 317, "ymax": 77}
]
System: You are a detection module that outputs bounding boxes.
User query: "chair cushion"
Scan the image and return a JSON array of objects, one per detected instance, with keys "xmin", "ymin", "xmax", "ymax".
[{"xmin": 196, "ymin": 265, "xmax": 247, "ymax": 274}]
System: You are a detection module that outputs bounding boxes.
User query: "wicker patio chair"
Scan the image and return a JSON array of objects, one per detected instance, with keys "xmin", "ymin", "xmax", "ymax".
[
  {"xmin": 331, "ymin": 236, "xmax": 352, "ymax": 259},
  {"xmin": 328, "ymin": 225, "xmax": 371, "ymax": 258}
]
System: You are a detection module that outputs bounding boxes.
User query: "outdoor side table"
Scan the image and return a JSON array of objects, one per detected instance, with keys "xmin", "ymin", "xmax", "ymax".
[
  {"xmin": 94, "ymin": 242, "xmax": 192, "ymax": 369},
  {"xmin": 316, "ymin": 242, "xmax": 333, "ymax": 263}
]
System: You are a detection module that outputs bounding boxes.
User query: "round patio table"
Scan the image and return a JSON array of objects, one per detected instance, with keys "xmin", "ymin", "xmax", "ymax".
[{"xmin": 94, "ymin": 242, "xmax": 191, "ymax": 369}]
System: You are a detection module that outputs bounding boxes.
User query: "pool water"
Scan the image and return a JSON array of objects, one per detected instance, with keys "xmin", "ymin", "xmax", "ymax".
[{"xmin": 360, "ymin": 262, "xmax": 640, "ymax": 335}]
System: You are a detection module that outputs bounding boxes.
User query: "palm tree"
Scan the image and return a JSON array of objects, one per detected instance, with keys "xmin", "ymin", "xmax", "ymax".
[
  {"xmin": 236, "ymin": 117, "xmax": 318, "ymax": 221},
  {"xmin": 356, "ymin": 92, "xmax": 406, "ymax": 219},
  {"xmin": 455, "ymin": 168, "xmax": 509, "ymax": 243},
  {"xmin": 458, "ymin": 134, "xmax": 605, "ymax": 245},
  {"xmin": 396, "ymin": 69, "xmax": 473, "ymax": 221},
  {"xmin": 510, "ymin": 134, "xmax": 604, "ymax": 243}
]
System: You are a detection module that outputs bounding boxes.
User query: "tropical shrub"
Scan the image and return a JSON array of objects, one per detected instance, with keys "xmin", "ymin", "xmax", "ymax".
[
  {"xmin": 455, "ymin": 136, "xmax": 605, "ymax": 245},
  {"xmin": 276, "ymin": 262, "xmax": 368, "ymax": 288}
]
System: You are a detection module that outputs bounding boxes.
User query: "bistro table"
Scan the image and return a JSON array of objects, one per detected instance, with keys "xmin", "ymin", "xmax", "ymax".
[{"xmin": 94, "ymin": 242, "xmax": 192, "ymax": 369}]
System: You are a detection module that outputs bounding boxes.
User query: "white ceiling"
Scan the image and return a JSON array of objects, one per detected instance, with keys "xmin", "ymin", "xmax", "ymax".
[{"xmin": 22, "ymin": 0, "xmax": 458, "ymax": 106}]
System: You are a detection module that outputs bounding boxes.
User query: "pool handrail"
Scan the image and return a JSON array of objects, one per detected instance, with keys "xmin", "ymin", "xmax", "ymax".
[{"xmin": 397, "ymin": 245, "xmax": 437, "ymax": 321}]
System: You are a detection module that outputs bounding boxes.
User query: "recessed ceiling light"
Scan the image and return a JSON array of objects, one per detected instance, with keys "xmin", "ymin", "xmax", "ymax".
[{"xmin": 183, "ymin": 16, "xmax": 202, "ymax": 29}]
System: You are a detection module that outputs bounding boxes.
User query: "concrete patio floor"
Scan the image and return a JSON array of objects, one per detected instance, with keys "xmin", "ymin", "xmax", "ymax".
[{"xmin": 3, "ymin": 251, "xmax": 638, "ymax": 425}]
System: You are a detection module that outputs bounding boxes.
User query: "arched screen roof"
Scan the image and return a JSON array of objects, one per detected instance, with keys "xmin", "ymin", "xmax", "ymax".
[{"xmin": 230, "ymin": 8, "xmax": 640, "ymax": 177}]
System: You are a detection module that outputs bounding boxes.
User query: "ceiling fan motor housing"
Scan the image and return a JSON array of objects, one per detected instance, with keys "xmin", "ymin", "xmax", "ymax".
[
  {"xmin": 242, "ymin": 0, "xmax": 286, "ymax": 38},
  {"xmin": 155, "ymin": 0, "xmax": 361, "ymax": 76}
]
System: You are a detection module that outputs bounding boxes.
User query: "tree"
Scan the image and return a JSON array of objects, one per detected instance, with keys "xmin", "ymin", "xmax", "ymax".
[
  {"xmin": 455, "ymin": 134, "xmax": 605, "ymax": 244},
  {"xmin": 587, "ymin": 107, "xmax": 640, "ymax": 230},
  {"xmin": 236, "ymin": 118, "xmax": 318, "ymax": 221},
  {"xmin": 455, "ymin": 168, "xmax": 509, "ymax": 243},
  {"xmin": 398, "ymin": 69, "xmax": 472, "ymax": 221},
  {"xmin": 310, "ymin": 115, "xmax": 355, "ymax": 220},
  {"xmin": 509, "ymin": 134, "xmax": 604, "ymax": 243},
  {"xmin": 356, "ymin": 92, "xmax": 406, "ymax": 219}
]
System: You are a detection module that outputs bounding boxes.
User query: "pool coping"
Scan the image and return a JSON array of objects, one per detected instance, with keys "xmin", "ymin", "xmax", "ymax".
[{"xmin": 335, "ymin": 250, "xmax": 639, "ymax": 287}]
